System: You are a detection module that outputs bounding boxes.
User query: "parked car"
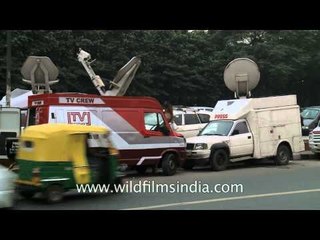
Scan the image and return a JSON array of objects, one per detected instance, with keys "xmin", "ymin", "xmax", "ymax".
[
  {"xmin": 300, "ymin": 106, "xmax": 320, "ymax": 136},
  {"xmin": 308, "ymin": 124, "xmax": 320, "ymax": 157},
  {"xmin": 173, "ymin": 110, "xmax": 214, "ymax": 138},
  {"xmin": 0, "ymin": 165, "xmax": 17, "ymax": 208}
]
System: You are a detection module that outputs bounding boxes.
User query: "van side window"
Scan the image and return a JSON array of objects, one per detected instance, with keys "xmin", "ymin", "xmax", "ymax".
[
  {"xmin": 144, "ymin": 113, "xmax": 164, "ymax": 131},
  {"xmin": 173, "ymin": 114, "xmax": 182, "ymax": 125},
  {"xmin": 185, "ymin": 114, "xmax": 200, "ymax": 125},
  {"xmin": 233, "ymin": 122, "xmax": 249, "ymax": 134},
  {"xmin": 198, "ymin": 113, "xmax": 210, "ymax": 123}
]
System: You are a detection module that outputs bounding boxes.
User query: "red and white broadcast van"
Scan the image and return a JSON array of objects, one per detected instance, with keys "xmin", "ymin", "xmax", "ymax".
[{"xmin": 26, "ymin": 93, "xmax": 186, "ymax": 175}]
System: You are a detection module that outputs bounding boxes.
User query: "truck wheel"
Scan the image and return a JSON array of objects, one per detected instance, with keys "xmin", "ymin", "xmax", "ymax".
[
  {"xmin": 182, "ymin": 160, "xmax": 195, "ymax": 170},
  {"xmin": 162, "ymin": 153, "xmax": 177, "ymax": 176},
  {"xmin": 275, "ymin": 144, "xmax": 291, "ymax": 165},
  {"xmin": 136, "ymin": 166, "xmax": 148, "ymax": 174},
  {"xmin": 210, "ymin": 149, "xmax": 229, "ymax": 171},
  {"xmin": 46, "ymin": 185, "xmax": 64, "ymax": 204}
]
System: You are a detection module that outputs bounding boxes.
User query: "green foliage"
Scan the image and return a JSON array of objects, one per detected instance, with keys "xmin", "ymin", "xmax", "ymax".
[{"xmin": 0, "ymin": 30, "xmax": 319, "ymax": 107}]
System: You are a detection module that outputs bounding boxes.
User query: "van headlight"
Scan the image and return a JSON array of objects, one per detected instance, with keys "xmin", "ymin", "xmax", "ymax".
[{"xmin": 194, "ymin": 143, "xmax": 208, "ymax": 150}]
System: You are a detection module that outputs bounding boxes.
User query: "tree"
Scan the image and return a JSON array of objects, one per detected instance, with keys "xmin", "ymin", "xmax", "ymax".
[{"xmin": 1, "ymin": 30, "xmax": 319, "ymax": 107}]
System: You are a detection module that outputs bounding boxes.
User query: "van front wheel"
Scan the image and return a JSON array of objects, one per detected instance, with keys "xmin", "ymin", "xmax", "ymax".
[
  {"xmin": 210, "ymin": 149, "xmax": 229, "ymax": 171},
  {"xmin": 162, "ymin": 153, "xmax": 177, "ymax": 176}
]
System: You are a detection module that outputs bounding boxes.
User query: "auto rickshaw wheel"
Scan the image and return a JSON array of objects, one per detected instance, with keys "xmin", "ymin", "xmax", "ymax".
[
  {"xmin": 45, "ymin": 185, "xmax": 64, "ymax": 204},
  {"xmin": 20, "ymin": 191, "xmax": 35, "ymax": 199}
]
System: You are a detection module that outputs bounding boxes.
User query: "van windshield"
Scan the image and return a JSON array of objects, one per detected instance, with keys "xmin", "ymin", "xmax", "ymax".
[
  {"xmin": 199, "ymin": 120, "xmax": 234, "ymax": 136},
  {"xmin": 301, "ymin": 108, "xmax": 320, "ymax": 120},
  {"xmin": 144, "ymin": 112, "xmax": 164, "ymax": 131}
]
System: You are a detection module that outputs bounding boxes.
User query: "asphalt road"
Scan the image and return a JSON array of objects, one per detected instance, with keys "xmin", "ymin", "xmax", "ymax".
[{"xmin": 14, "ymin": 158, "xmax": 320, "ymax": 210}]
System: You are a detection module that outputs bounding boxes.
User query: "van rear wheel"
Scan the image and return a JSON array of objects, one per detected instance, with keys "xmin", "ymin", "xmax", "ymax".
[
  {"xmin": 275, "ymin": 144, "xmax": 291, "ymax": 165},
  {"xmin": 210, "ymin": 149, "xmax": 229, "ymax": 171},
  {"xmin": 162, "ymin": 153, "xmax": 177, "ymax": 176}
]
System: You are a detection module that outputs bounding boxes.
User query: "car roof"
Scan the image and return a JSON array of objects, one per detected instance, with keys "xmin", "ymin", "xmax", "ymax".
[{"xmin": 173, "ymin": 109, "xmax": 199, "ymax": 114}]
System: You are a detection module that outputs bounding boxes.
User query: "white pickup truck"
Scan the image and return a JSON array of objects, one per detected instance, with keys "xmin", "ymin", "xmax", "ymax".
[{"xmin": 184, "ymin": 95, "xmax": 305, "ymax": 170}]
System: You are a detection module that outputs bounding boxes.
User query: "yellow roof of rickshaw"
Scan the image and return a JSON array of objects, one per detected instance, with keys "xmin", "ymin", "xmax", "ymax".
[{"xmin": 21, "ymin": 123, "xmax": 109, "ymax": 139}]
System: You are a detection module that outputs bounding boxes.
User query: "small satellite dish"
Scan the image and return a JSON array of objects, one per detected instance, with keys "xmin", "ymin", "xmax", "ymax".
[
  {"xmin": 21, "ymin": 56, "xmax": 59, "ymax": 94},
  {"xmin": 106, "ymin": 56, "xmax": 141, "ymax": 96},
  {"xmin": 77, "ymin": 48, "xmax": 141, "ymax": 96},
  {"xmin": 224, "ymin": 58, "xmax": 260, "ymax": 98}
]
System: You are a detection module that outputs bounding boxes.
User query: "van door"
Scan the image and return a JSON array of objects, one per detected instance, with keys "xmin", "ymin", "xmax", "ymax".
[
  {"xmin": 229, "ymin": 121, "xmax": 254, "ymax": 157},
  {"xmin": 50, "ymin": 109, "xmax": 64, "ymax": 123}
]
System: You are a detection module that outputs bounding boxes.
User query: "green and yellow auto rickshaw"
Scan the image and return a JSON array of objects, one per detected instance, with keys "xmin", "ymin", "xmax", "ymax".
[{"xmin": 15, "ymin": 123, "xmax": 123, "ymax": 203}]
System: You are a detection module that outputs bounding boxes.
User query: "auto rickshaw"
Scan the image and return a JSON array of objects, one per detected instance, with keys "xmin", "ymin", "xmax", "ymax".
[{"xmin": 15, "ymin": 123, "xmax": 123, "ymax": 203}]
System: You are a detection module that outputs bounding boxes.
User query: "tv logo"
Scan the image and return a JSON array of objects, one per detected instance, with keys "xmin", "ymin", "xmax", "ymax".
[
  {"xmin": 214, "ymin": 114, "xmax": 228, "ymax": 119},
  {"xmin": 67, "ymin": 112, "xmax": 91, "ymax": 125}
]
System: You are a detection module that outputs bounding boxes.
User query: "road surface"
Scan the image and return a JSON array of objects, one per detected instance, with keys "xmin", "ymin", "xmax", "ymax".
[{"xmin": 14, "ymin": 158, "xmax": 320, "ymax": 210}]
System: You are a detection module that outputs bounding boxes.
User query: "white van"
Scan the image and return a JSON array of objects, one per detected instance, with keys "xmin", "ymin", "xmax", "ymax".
[
  {"xmin": 26, "ymin": 93, "xmax": 187, "ymax": 176},
  {"xmin": 172, "ymin": 110, "xmax": 214, "ymax": 138},
  {"xmin": 184, "ymin": 95, "xmax": 305, "ymax": 170}
]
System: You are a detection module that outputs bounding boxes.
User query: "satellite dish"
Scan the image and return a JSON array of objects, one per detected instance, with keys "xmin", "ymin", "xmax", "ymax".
[
  {"xmin": 106, "ymin": 56, "xmax": 141, "ymax": 96},
  {"xmin": 77, "ymin": 48, "xmax": 141, "ymax": 96},
  {"xmin": 224, "ymin": 58, "xmax": 260, "ymax": 98},
  {"xmin": 21, "ymin": 56, "xmax": 59, "ymax": 94}
]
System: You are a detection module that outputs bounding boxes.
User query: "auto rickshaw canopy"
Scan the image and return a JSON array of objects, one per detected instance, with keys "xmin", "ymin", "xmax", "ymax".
[
  {"xmin": 17, "ymin": 123, "xmax": 113, "ymax": 163},
  {"xmin": 21, "ymin": 123, "xmax": 109, "ymax": 139}
]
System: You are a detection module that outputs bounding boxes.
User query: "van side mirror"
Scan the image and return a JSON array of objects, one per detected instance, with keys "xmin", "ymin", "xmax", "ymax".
[{"xmin": 232, "ymin": 129, "xmax": 239, "ymax": 135}]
